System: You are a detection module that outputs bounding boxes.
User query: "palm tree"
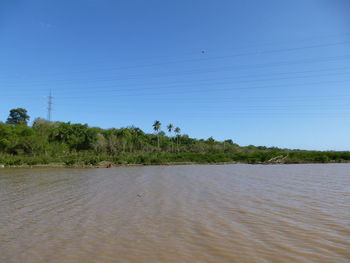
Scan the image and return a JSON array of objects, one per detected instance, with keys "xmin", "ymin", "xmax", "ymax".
[
  {"xmin": 153, "ymin": 120, "xmax": 161, "ymax": 149},
  {"xmin": 167, "ymin": 123, "xmax": 173, "ymax": 152},
  {"xmin": 174, "ymin": 127, "xmax": 181, "ymax": 152}
]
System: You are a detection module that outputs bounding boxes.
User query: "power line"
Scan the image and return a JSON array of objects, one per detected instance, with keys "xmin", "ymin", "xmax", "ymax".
[
  {"xmin": 2, "ymin": 54, "xmax": 350, "ymax": 88},
  {"xmin": 3, "ymin": 32, "xmax": 349, "ymax": 73},
  {"xmin": 53, "ymin": 79, "xmax": 350, "ymax": 99},
  {"xmin": 51, "ymin": 70, "xmax": 350, "ymax": 95},
  {"xmin": 2, "ymin": 77, "xmax": 349, "ymax": 100},
  {"xmin": 1, "ymin": 39, "xmax": 350, "ymax": 81}
]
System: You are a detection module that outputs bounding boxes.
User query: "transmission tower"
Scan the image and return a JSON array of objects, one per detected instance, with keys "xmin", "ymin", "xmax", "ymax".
[{"xmin": 47, "ymin": 90, "xmax": 53, "ymax": 121}]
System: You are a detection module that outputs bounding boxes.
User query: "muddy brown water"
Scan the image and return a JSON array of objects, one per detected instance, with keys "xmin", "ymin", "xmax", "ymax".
[{"xmin": 0, "ymin": 164, "xmax": 349, "ymax": 263}]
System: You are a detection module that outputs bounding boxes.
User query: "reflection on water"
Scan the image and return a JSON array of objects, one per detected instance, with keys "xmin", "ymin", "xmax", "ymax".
[{"xmin": 0, "ymin": 164, "xmax": 349, "ymax": 263}]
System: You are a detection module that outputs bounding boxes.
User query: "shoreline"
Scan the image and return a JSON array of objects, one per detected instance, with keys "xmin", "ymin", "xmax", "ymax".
[{"xmin": 1, "ymin": 160, "xmax": 349, "ymax": 169}]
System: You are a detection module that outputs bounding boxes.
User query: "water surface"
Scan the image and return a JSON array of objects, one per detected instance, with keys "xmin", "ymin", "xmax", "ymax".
[{"xmin": 1, "ymin": 164, "xmax": 349, "ymax": 262}]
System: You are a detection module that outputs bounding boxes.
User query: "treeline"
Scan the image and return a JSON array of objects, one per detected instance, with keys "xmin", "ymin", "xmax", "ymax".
[{"xmin": 0, "ymin": 108, "xmax": 349, "ymax": 166}]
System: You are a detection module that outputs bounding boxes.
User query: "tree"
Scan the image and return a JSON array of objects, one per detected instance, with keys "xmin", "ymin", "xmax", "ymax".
[
  {"xmin": 54, "ymin": 122, "xmax": 97, "ymax": 151},
  {"xmin": 207, "ymin": 136, "xmax": 215, "ymax": 144},
  {"xmin": 92, "ymin": 133, "xmax": 107, "ymax": 154},
  {"xmin": 167, "ymin": 123, "xmax": 173, "ymax": 134},
  {"xmin": 116, "ymin": 128, "xmax": 132, "ymax": 152},
  {"xmin": 224, "ymin": 139, "xmax": 234, "ymax": 145},
  {"xmin": 6, "ymin": 108, "xmax": 30, "ymax": 125},
  {"xmin": 174, "ymin": 127, "xmax": 181, "ymax": 152},
  {"xmin": 152, "ymin": 120, "xmax": 161, "ymax": 149},
  {"xmin": 167, "ymin": 123, "xmax": 173, "ymax": 152}
]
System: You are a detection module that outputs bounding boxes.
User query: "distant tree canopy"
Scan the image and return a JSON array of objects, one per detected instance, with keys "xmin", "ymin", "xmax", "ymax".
[
  {"xmin": 6, "ymin": 108, "xmax": 30, "ymax": 126},
  {"xmin": 0, "ymin": 109, "xmax": 349, "ymax": 166}
]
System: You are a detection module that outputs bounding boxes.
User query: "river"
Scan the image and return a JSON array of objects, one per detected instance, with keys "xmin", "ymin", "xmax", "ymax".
[{"xmin": 0, "ymin": 164, "xmax": 349, "ymax": 262}]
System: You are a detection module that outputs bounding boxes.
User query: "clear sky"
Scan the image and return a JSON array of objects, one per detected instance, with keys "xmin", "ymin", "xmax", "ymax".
[{"xmin": 1, "ymin": 0, "xmax": 350, "ymax": 150}]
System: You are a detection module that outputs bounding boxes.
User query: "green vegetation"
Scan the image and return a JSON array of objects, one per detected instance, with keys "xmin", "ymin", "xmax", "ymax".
[
  {"xmin": 6, "ymin": 108, "xmax": 30, "ymax": 125},
  {"xmin": 0, "ymin": 108, "xmax": 349, "ymax": 167}
]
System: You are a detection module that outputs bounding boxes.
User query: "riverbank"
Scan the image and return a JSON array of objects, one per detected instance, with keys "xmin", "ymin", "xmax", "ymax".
[
  {"xmin": 1, "ymin": 154, "xmax": 350, "ymax": 169},
  {"xmin": 1, "ymin": 121, "xmax": 349, "ymax": 168},
  {"xmin": 0, "ymin": 161, "xmax": 233, "ymax": 169},
  {"xmin": 1, "ymin": 151, "xmax": 350, "ymax": 168}
]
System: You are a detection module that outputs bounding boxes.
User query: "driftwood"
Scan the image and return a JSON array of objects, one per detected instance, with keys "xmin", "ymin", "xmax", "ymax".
[{"xmin": 267, "ymin": 154, "xmax": 289, "ymax": 164}]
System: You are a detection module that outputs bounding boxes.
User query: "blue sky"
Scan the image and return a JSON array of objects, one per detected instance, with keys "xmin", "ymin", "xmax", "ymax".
[{"xmin": 1, "ymin": 0, "xmax": 350, "ymax": 150}]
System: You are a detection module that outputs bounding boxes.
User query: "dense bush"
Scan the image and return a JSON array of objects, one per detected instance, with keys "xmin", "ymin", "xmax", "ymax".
[{"xmin": 0, "ymin": 117, "xmax": 349, "ymax": 166}]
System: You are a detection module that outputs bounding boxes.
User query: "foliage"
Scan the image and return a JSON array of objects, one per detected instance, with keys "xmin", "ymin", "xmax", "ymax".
[
  {"xmin": 6, "ymin": 108, "xmax": 30, "ymax": 125},
  {"xmin": 0, "ymin": 112, "xmax": 349, "ymax": 166}
]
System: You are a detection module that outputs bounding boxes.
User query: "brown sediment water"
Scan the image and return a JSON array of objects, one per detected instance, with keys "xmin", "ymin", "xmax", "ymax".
[{"xmin": 0, "ymin": 164, "xmax": 349, "ymax": 263}]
